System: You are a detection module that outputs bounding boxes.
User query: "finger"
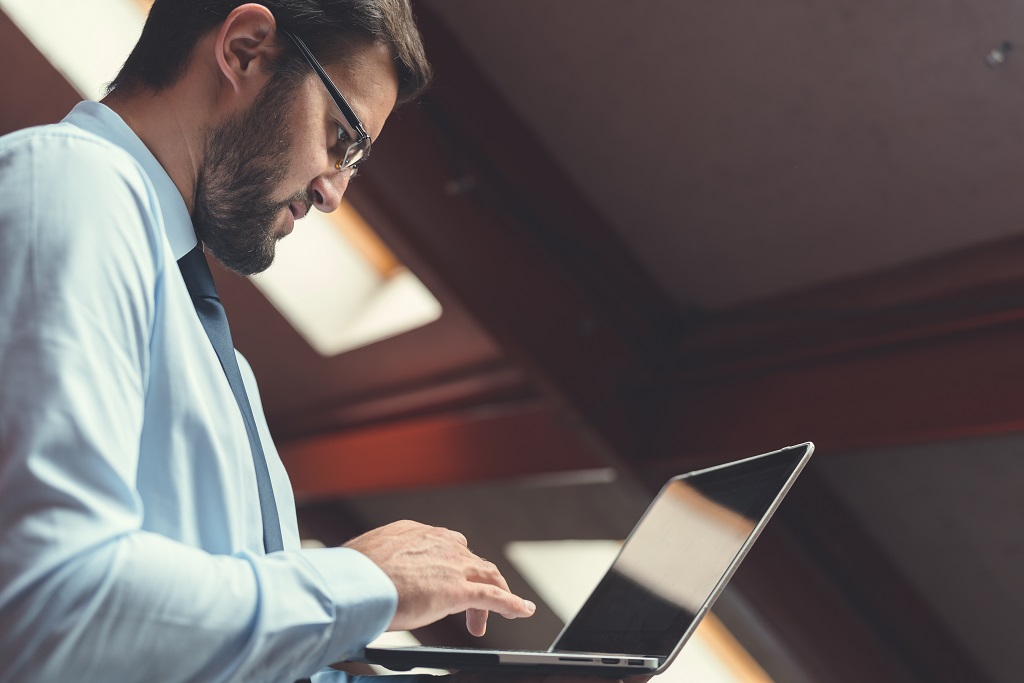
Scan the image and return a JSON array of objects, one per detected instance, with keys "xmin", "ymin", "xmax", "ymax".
[
  {"xmin": 464, "ymin": 582, "xmax": 537, "ymax": 619},
  {"xmin": 464, "ymin": 559, "xmax": 531, "ymax": 621},
  {"xmin": 467, "ymin": 559, "xmax": 512, "ymax": 594},
  {"xmin": 466, "ymin": 607, "xmax": 488, "ymax": 637}
]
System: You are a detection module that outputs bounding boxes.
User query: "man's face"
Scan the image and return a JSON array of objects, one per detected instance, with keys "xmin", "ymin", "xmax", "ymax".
[{"xmin": 192, "ymin": 41, "xmax": 400, "ymax": 276}]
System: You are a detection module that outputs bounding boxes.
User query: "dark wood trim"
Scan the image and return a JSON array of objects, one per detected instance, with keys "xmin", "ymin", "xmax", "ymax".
[
  {"xmin": 645, "ymin": 318, "xmax": 1024, "ymax": 473},
  {"xmin": 412, "ymin": 7, "xmax": 689, "ymax": 368},
  {"xmin": 677, "ymin": 232, "xmax": 1024, "ymax": 378},
  {"xmin": 643, "ymin": 237, "xmax": 1024, "ymax": 469},
  {"xmin": 270, "ymin": 361, "xmax": 535, "ymax": 439},
  {"xmin": 355, "ymin": 105, "xmax": 644, "ymax": 461},
  {"xmin": 342, "ymin": 7, "xmax": 693, "ymax": 462},
  {"xmin": 280, "ymin": 399, "xmax": 607, "ymax": 500}
]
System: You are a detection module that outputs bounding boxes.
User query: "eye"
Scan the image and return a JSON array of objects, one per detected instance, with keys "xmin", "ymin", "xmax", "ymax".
[{"xmin": 336, "ymin": 124, "xmax": 349, "ymax": 144}]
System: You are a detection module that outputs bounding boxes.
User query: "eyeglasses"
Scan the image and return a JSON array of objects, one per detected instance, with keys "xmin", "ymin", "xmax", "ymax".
[{"xmin": 280, "ymin": 29, "xmax": 371, "ymax": 173}]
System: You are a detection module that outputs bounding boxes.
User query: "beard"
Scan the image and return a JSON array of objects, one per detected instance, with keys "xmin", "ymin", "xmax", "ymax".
[{"xmin": 192, "ymin": 73, "xmax": 313, "ymax": 276}]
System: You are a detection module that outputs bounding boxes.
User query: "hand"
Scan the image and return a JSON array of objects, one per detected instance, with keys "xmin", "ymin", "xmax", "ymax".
[{"xmin": 344, "ymin": 520, "xmax": 537, "ymax": 636}]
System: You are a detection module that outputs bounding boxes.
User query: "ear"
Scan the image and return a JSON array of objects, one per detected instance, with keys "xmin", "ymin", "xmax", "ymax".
[{"xmin": 213, "ymin": 3, "xmax": 280, "ymax": 93}]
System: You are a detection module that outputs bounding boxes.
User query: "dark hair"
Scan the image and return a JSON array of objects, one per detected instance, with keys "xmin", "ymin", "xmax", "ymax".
[{"xmin": 108, "ymin": 0, "xmax": 431, "ymax": 106}]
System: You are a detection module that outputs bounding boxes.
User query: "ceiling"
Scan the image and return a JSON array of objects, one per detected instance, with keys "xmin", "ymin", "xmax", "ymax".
[
  {"xmin": 425, "ymin": 0, "xmax": 1024, "ymax": 308},
  {"xmin": 367, "ymin": 3, "xmax": 1024, "ymax": 680}
]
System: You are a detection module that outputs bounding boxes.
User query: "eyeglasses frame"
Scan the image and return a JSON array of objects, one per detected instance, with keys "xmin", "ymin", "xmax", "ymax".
[{"xmin": 279, "ymin": 28, "xmax": 372, "ymax": 171}]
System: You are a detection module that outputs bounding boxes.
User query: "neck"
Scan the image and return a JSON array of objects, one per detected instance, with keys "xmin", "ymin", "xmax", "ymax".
[{"xmin": 102, "ymin": 81, "xmax": 210, "ymax": 212}]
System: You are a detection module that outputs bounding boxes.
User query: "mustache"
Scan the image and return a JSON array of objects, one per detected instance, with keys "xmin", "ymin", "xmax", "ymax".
[{"xmin": 283, "ymin": 189, "xmax": 314, "ymax": 218}]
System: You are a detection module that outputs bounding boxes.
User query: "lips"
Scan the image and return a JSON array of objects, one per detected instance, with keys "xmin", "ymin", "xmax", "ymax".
[{"xmin": 289, "ymin": 202, "xmax": 308, "ymax": 221}]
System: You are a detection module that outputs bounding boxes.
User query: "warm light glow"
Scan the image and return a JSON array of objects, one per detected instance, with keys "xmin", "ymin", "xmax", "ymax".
[
  {"xmin": 331, "ymin": 201, "xmax": 401, "ymax": 277},
  {"xmin": 696, "ymin": 611, "xmax": 775, "ymax": 683},
  {"xmin": 506, "ymin": 540, "xmax": 774, "ymax": 683},
  {"xmin": 1, "ymin": 0, "xmax": 146, "ymax": 100},
  {"xmin": 250, "ymin": 206, "xmax": 442, "ymax": 357}
]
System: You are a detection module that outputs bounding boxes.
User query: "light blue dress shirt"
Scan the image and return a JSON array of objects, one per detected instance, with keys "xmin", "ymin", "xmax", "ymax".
[{"xmin": 0, "ymin": 102, "xmax": 402, "ymax": 683}]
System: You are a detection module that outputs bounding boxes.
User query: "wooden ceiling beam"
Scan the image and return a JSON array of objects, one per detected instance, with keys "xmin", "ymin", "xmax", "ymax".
[
  {"xmin": 412, "ymin": 7, "xmax": 689, "ymax": 367},
  {"xmin": 279, "ymin": 400, "xmax": 608, "ymax": 501},
  {"xmin": 641, "ymin": 233, "xmax": 1024, "ymax": 471},
  {"xmin": 354, "ymin": 107, "xmax": 641, "ymax": 461},
  {"xmin": 645, "ymin": 318, "xmax": 1024, "ymax": 474},
  {"xmin": 345, "ymin": 8, "xmax": 687, "ymax": 463},
  {"xmin": 270, "ymin": 360, "xmax": 534, "ymax": 440},
  {"xmin": 677, "ymin": 232, "xmax": 1024, "ymax": 377}
]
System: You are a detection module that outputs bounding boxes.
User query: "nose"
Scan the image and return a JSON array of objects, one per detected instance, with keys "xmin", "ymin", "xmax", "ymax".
[{"xmin": 310, "ymin": 169, "xmax": 351, "ymax": 213}]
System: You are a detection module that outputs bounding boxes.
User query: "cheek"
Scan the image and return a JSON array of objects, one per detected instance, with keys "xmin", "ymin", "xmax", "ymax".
[
  {"xmin": 282, "ymin": 140, "xmax": 328, "ymax": 190},
  {"xmin": 282, "ymin": 102, "xmax": 331, "ymax": 183}
]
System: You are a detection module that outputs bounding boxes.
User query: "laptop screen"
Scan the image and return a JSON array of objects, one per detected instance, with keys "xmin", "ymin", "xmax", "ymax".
[{"xmin": 552, "ymin": 444, "xmax": 808, "ymax": 657}]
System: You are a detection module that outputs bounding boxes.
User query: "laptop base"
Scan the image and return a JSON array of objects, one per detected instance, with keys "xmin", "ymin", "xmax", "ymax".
[{"xmin": 362, "ymin": 645, "xmax": 659, "ymax": 677}]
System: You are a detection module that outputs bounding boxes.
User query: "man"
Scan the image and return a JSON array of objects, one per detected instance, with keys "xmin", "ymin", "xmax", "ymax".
[{"xmin": 0, "ymin": 2, "xmax": 538, "ymax": 681}]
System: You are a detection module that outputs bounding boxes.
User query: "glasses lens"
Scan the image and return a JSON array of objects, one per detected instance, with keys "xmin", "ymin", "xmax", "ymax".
[{"xmin": 341, "ymin": 137, "xmax": 370, "ymax": 170}]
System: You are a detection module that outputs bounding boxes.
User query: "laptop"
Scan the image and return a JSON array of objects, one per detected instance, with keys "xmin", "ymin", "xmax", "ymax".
[{"xmin": 361, "ymin": 442, "xmax": 814, "ymax": 677}]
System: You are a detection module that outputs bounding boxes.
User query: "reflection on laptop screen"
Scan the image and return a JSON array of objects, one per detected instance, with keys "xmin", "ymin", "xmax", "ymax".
[{"xmin": 553, "ymin": 446, "xmax": 806, "ymax": 657}]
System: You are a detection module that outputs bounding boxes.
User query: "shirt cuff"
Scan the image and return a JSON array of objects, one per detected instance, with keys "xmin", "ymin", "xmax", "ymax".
[{"xmin": 301, "ymin": 546, "xmax": 398, "ymax": 664}]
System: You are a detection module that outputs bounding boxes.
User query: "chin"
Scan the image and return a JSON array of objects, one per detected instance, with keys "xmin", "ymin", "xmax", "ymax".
[{"xmin": 278, "ymin": 209, "xmax": 296, "ymax": 238}]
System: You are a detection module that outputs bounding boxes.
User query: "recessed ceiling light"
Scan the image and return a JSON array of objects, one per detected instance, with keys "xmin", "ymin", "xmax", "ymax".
[{"xmin": 1, "ymin": 0, "xmax": 145, "ymax": 99}]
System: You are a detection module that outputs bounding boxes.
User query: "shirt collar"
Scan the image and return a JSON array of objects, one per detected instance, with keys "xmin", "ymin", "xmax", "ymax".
[{"xmin": 62, "ymin": 101, "xmax": 197, "ymax": 260}]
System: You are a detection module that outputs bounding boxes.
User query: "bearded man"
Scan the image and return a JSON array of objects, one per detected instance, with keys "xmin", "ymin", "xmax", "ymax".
[{"xmin": 0, "ymin": 2, "xmax": 540, "ymax": 681}]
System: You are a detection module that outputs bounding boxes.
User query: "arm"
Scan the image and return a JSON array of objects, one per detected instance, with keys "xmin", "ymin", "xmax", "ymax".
[
  {"xmin": 0, "ymin": 134, "xmax": 396, "ymax": 682},
  {"xmin": 0, "ymin": 131, "xmax": 533, "ymax": 683}
]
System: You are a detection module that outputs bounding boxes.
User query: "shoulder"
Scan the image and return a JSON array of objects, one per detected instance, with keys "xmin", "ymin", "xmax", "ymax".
[
  {"xmin": 0, "ymin": 122, "xmax": 166, "ymax": 270},
  {"xmin": 0, "ymin": 122, "xmax": 154, "ymax": 203},
  {"xmin": 0, "ymin": 122, "xmax": 171, "ymax": 312}
]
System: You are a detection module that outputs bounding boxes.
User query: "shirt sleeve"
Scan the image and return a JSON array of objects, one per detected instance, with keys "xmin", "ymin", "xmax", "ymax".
[{"xmin": 0, "ymin": 129, "xmax": 396, "ymax": 683}]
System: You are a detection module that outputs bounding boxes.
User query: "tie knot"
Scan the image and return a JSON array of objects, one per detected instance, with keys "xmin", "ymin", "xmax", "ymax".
[{"xmin": 177, "ymin": 244, "xmax": 219, "ymax": 303}]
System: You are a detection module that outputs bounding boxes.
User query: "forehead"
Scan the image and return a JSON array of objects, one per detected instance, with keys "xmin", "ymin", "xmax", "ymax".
[{"xmin": 320, "ymin": 41, "xmax": 400, "ymax": 140}]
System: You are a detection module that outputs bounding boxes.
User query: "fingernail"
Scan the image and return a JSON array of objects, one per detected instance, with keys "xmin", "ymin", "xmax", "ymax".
[{"xmin": 524, "ymin": 600, "xmax": 536, "ymax": 613}]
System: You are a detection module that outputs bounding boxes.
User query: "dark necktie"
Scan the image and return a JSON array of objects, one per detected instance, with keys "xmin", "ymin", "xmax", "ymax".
[
  {"xmin": 179, "ymin": 245, "xmax": 314, "ymax": 682},
  {"xmin": 177, "ymin": 244, "xmax": 284, "ymax": 554}
]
